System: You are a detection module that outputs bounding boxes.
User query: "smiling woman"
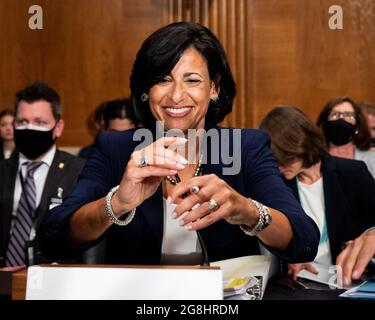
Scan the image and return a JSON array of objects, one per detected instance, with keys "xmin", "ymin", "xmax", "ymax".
[
  {"xmin": 148, "ymin": 48, "xmax": 217, "ymax": 133},
  {"xmin": 39, "ymin": 22, "xmax": 319, "ymax": 267},
  {"xmin": 130, "ymin": 22, "xmax": 235, "ymax": 132}
]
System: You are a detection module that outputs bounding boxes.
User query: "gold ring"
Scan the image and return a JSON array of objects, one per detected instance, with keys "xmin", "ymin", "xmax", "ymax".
[{"xmin": 208, "ymin": 198, "xmax": 219, "ymax": 211}]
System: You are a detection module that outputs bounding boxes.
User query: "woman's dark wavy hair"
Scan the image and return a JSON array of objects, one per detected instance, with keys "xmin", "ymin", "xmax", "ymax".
[
  {"xmin": 259, "ymin": 106, "xmax": 328, "ymax": 168},
  {"xmin": 102, "ymin": 98, "xmax": 140, "ymax": 129},
  {"xmin": 130, "ymin": 22, "xmax": 236, "ymax": 129},
  {"xmin": 0, "ymin": 109, "xmax": 14, "ymax": 120},
  {"xmin": 316, "ymin": 96, "xmax": 371, "ymax": 150}
]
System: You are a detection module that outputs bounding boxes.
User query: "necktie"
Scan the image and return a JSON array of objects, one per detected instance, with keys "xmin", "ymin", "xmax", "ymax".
[{"xmin": 5, "ymin": 161, "xmax": 43, "ymax": 267}]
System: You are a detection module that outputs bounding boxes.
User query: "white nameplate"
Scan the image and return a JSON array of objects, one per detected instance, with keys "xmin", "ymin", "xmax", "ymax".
[{"xmin": 26, "ymin": 266, "xmax": 222, "ymax": 300}]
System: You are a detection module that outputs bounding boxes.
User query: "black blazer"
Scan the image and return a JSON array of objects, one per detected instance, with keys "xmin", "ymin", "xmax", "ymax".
[
  {"xmin": 0, "ymin": 149, "xmax": 85, "ymax": 267},
  {"xmin": 285, "ymin": 156, "xmax": 375, "ymax": 262},
  {"xmin": 39, "ymin": 127, "xmax": 320, "ymax": 265}
]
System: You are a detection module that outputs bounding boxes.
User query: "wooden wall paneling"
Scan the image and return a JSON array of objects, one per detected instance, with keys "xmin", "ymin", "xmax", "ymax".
[
  {"xmin": 251, "ymin": 0, "xmax": 375, "ymax": 127},
  {"xmin": 165, "ymin": 0, "xmax": 375, "ymax": 128},
  {"xmin": 0, "ymin": 0, "xmax": 165, "ymax": 147},
  {"xmin": 44, "ymin": 0, "xmax": 165, "ymax": 146},
  {"xmin": 294, "ymin": 0, "xmax": 375, "ymax": 123},
  {"xmin": 251, "ymin": 0, "xmax": 300, "ymax": 127},
  {"xmin": 0, "ymin": 0, "xmax": 44, "ymax": 109},
  {"xmin": 2, "ymin": 1, "xmax": 375, "ymax": 145},
  {"xmin": 164, "ymin": 0, "xmax": 253, "ymax": 129}
]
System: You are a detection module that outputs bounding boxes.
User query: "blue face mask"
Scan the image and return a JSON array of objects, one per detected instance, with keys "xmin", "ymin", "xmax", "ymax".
[
  {"xmin": 14, "ymin": 124, "xmax": 56, "ymax": 160},
  {"xmin": 322, "ymin": 119, "xmax": 356, "ymax": 146}
]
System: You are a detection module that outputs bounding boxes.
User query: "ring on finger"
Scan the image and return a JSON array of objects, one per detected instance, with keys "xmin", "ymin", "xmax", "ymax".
[
  {"xmin": 190, "ymin": 185, "xmax": 200, "ymax": 194},
  {"xmin": 137, "ymin": 156, "xmax": 149, "ymax": 167},
  {"xmin": 208, "ymin": 198, "xmax": 220, "ymax": 211}
]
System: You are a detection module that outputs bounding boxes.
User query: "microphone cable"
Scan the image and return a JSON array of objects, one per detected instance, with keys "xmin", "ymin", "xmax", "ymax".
[{"xmin": 197, "ymin": 230, "xmax": 210, "ymax": 266}]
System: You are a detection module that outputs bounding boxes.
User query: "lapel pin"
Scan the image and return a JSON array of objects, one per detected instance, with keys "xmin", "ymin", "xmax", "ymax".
[
  {"xmin": 57, "ymin": 187, "xmax": 63, "ymax": 198},
  {"xmin": 58, "ymin": 162, "xmax": 65, "ymax": 169}
]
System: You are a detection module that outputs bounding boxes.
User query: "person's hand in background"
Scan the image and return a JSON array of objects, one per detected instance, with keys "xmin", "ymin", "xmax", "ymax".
[
  {"xmin": 336, "ymin": 228, "xmax": 375, "ymax": 286},
  {"xmin": 287, "ymin": 262, "xmax": 318, "ymax": 280}
]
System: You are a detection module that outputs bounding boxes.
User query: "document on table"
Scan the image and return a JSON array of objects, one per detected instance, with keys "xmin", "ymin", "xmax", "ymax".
[
  {"xmin": 211, "ymin": 255, "xmax": 278, "ymax": 300},
  {"xmin": 297, "ymin": 262, "xmax": 351, "ymax": 289}
]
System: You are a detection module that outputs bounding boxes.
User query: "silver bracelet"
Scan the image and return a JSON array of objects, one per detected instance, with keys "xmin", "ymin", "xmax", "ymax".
[
  {"xmin": 240, "ymin": 199, "xmax": 272, "ymax": 236},
  {"xmin": 105, "ymin": 185, "xmax": 136, "ymax": 226}
]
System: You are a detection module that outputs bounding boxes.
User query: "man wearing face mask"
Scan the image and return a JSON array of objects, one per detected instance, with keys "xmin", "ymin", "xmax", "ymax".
[
  {"xmin": 0, "ymin": 81, "xmax": 85, "ymax": 269},
  {"xmin": 317, "ymin": 96, "xmax": 375, "ymax": 179}
]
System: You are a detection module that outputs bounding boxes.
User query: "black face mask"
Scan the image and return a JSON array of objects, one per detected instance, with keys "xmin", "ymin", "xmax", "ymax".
[
  {"xmin": 14, "ymin": 126, "xmax": 56, "ymax": 160},
  {"xmin": 322, "ymin": 119, "xmax": 356, "ymax": 146}
]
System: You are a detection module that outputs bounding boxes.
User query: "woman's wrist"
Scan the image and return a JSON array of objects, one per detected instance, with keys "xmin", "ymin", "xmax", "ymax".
[
  {"xmin": 104, "ymin": 186, "xmax": 136, "ymax": 227},
  {"xmin": 243, "ymin": 198, "xmax": 261, "ymax": 228},
  {"xmin": 240, "ymin": 199, "xmax": 273, "ymax": 236},
  {"xmin": 110, "ymin": 188, "xmax": 134, "ymax": 218}
]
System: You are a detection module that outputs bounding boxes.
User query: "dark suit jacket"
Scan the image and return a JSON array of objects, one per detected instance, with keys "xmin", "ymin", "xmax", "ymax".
[
  {"xmin": 78, "ymin": 143, "xmax": 96, "ymax": 159},
  {"xmin": 0, "ymin": 140, "xmax": 17, "ymax": 160},
  {"xmin": 39, "ymin": 126, "xmax": 320, "ymax": 264},
  {"xmin": 285, "ymin": 156, "xmax": 375, "ymax": 262},
  {"xmin": 0, "ymin": 149, "xmax": 85, "ymax": 267}
]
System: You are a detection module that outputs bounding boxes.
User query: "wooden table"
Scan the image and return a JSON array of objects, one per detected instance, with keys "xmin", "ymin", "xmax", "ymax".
[{"xmin": 12, "ymin": 268, "xmax": 27, "ymax": 300}]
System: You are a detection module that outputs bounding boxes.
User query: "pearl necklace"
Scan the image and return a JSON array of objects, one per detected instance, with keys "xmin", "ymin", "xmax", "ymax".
[{"xmin": 166, "ymin": 154, "xmax": 203, "ymax": 186}]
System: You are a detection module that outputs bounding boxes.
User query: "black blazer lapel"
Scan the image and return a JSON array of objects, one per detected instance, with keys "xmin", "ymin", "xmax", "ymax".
[
  {"xmin": 285, "ymin": 178, "xmax": 300, "ymax": 202},
  {"xmin": 138, "ymin": 185, "xmax": 164, "ymax": 256},
  {"xmin": 321, "ymin": 157, "xmax": 351, "ymax": 262},
  {"xmin": 285, "ymin": 159, "xmax": 351, "ymax": 263},
  {"xmin": 34, "ymin": 150, "xmax": 67, "ymax": 229}
]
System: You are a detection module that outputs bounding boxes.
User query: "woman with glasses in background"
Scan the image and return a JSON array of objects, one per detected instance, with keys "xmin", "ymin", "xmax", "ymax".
[
  {"xmin": 317, "ymin": 96, "xmax": 375, "ymax": 178},
  {"xmin": 260, "ymin": 106, "xmax": 375, "ymax": 287}
]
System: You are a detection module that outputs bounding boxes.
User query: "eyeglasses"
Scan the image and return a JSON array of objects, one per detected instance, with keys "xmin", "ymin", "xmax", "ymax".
[{"xmin": 328, "ymin": 111, "xmax": 356, "ymax": 121}]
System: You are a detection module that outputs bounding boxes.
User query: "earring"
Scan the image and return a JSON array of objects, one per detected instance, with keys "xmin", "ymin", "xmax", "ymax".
[
  {"xmin": 211, "ymin": 96, "xmax": 219, "ymax": 104},
  {"xmin": 141, "ymin": 93, "xmax": 149, "ymax": 102}
]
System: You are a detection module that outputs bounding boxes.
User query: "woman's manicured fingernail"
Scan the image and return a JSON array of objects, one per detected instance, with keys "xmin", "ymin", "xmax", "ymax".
[
  {"xmin": 171, "ymin": 211, "xmax": 177, "ymax": 219},
  {"xmin": 179, "ymin": 157, "xmax": 188, "ymax": 165},
  {"xmin": 176, "ymin": 163, "xmax": 185, "ymax": 170},
  {"xmin": 174, "ymin": 137, "xmax": 187, "ymax": 144},
  {"xmin": 179, "ymin": 211, "xmax": 189, "ymax": 219},
  {"xmin": 352, "ymin": 270, "xmax": 360, "ymax": 279},
  {"xmin": 184, "ymin": 224, "xmax": 192, "ymax": 230},
  {"xmin": 167, "ymin": 196, "xmax": 172, "ymax": 204},
  {"xmin": 179, "ymin": 219, "xmax": 185, "ymax": 226},
  {"xmin": 344, "ymin": 277, "xmax": 350, "ymax": 286}
]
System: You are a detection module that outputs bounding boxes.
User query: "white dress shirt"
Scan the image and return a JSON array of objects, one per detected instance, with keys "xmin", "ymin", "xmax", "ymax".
[
  {"xmin": 11, "ymin": 146, "xmax": 56, "ymax": 234},
  {"xmin": 160, "ymin": 198, "xmax": 203, "ymax": 265},
  {"xmin": 297, "ymin": 177, "xmax": 332, "ymax": 265},
  {"xmin": 3, "ymin": 148, "xmax": 12, "ymax": 159}
]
